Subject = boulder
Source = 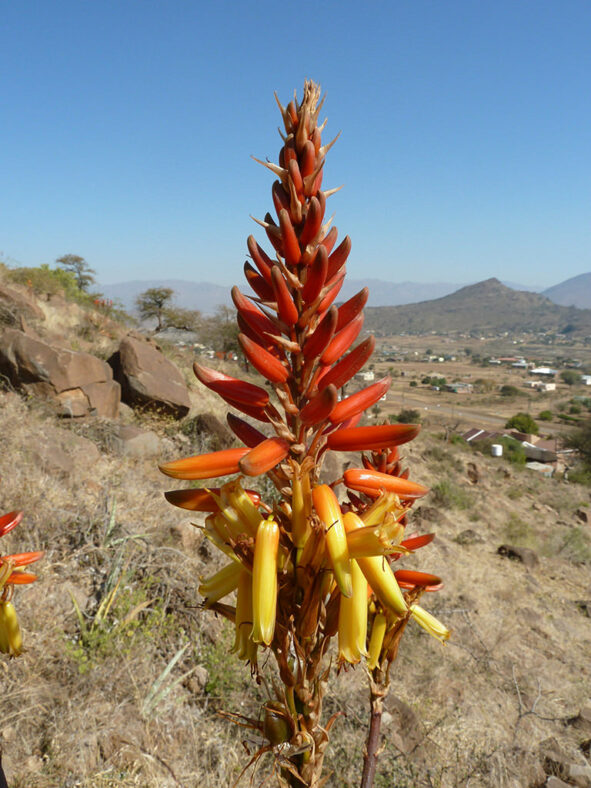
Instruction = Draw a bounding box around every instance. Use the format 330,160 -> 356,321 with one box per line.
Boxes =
0,328 -> 120,417
183,413 -> 234,451
497,544 -> 539,568
0,283 -> 45,324
109,334 -> 190,418
112,425 -> 162,458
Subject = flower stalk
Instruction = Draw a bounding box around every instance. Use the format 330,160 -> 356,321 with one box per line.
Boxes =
161,81 -> 449,786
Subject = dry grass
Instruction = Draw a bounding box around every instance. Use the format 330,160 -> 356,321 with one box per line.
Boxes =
1,290 -> 591,786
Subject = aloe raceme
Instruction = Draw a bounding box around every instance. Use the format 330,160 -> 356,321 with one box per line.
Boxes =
161,80 -> 449,787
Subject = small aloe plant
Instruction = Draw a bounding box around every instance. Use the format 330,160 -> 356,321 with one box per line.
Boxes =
161,81 -> 448,787
0,507 -> 43,786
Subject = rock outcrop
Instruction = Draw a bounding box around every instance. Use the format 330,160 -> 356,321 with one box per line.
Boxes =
108,333 -> 190,419
0,328 -> 120,417
0,283 -> 45,325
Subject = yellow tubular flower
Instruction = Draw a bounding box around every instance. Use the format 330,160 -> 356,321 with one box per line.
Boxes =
346,517 -> 407,558
343,512 -> 407,616
252,517 -> 279,646
202,514 -> 238,559
312,485 -> 353,598
209,490 -> 249,540
198,560 -> 243,607
367,612 -> 387,670
233,569 -> 255,660
410,604 -> 450,643
361,492 -> 405,527
291,473 -> 311,552
227,481 -> 262,536
338,559 -> 368,664
0,600 -> 23,657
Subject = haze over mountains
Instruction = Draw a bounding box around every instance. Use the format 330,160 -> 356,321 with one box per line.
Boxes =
100,276 -> 566,315
99,272 -> 591,333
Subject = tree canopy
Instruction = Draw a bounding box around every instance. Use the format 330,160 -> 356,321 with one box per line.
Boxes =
136,287 -> 175,331
56,254 -> 96,292
505,412 -> 539,435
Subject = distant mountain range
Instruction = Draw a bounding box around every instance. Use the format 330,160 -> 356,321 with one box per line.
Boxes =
363,278 -> 591,336
99,272 -> 591,336
541,273 -> 591,309
100,276 -> 554,315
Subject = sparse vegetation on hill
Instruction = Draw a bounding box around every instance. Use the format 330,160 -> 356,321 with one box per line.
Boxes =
364,278 -> 591,336
0,257 -> 590,786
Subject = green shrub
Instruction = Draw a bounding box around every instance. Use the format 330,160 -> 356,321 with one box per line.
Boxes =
538,410 -> 553,421
431,479 -> 472,510
499,436 -> 527,465
500,385 -> 519,397
390,408 -> 421,424
561,370 -> 581,386
505,412 -> 539,435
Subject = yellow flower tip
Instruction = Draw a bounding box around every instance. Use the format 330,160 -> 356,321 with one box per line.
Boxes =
338,560 -> 368,664
410,604 -> 450,644
367,612 -> 387,670
252,517 -> 279,646
343,512 -> 407,616
198,561 -> 242,607
0,600 -> 23,657
312,484 -> 353,598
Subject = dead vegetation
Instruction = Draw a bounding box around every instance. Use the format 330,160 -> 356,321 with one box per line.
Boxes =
0,278 -> 590,785
0,384 -> 590,787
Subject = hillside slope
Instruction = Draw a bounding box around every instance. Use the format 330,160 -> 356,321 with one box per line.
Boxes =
1,281 -> 590,786
543,272 -> 591,309
364,277 -> 591,335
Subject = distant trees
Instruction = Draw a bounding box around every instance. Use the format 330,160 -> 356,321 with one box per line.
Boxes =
505,412 -> 539,435
200,305 -> 240,354
560,370 -> 581,386
136,287 -> 175,331
565,418 -> 591,469
56,254 -> 96,292
135,287 -> 202,333
500,384 -> 520,397
391,408 -> 421,424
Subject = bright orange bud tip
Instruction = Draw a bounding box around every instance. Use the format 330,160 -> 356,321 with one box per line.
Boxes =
239,437 -> 290,477
394,570 -> 442,589
238,334 -> 289,383
327,423 -> 420,452
0,511 -> 23,538
159,448 -> 249,480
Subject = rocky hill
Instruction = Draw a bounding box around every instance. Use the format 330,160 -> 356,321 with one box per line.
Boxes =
364,277 -> 591,335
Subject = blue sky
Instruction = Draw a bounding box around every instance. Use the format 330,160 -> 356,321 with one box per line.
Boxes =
2,0 -> 590,289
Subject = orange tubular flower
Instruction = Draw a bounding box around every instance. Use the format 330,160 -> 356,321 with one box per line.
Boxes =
238,334 -> 289,384
329,376 -> 391,424
344,468 -> 429,499
159,447 -> 249,480
160,81 -> 448,786
335,287 -> 369,332
327,424 -> 420,452
239,437 -> 291,477
0,507 -> 43,657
